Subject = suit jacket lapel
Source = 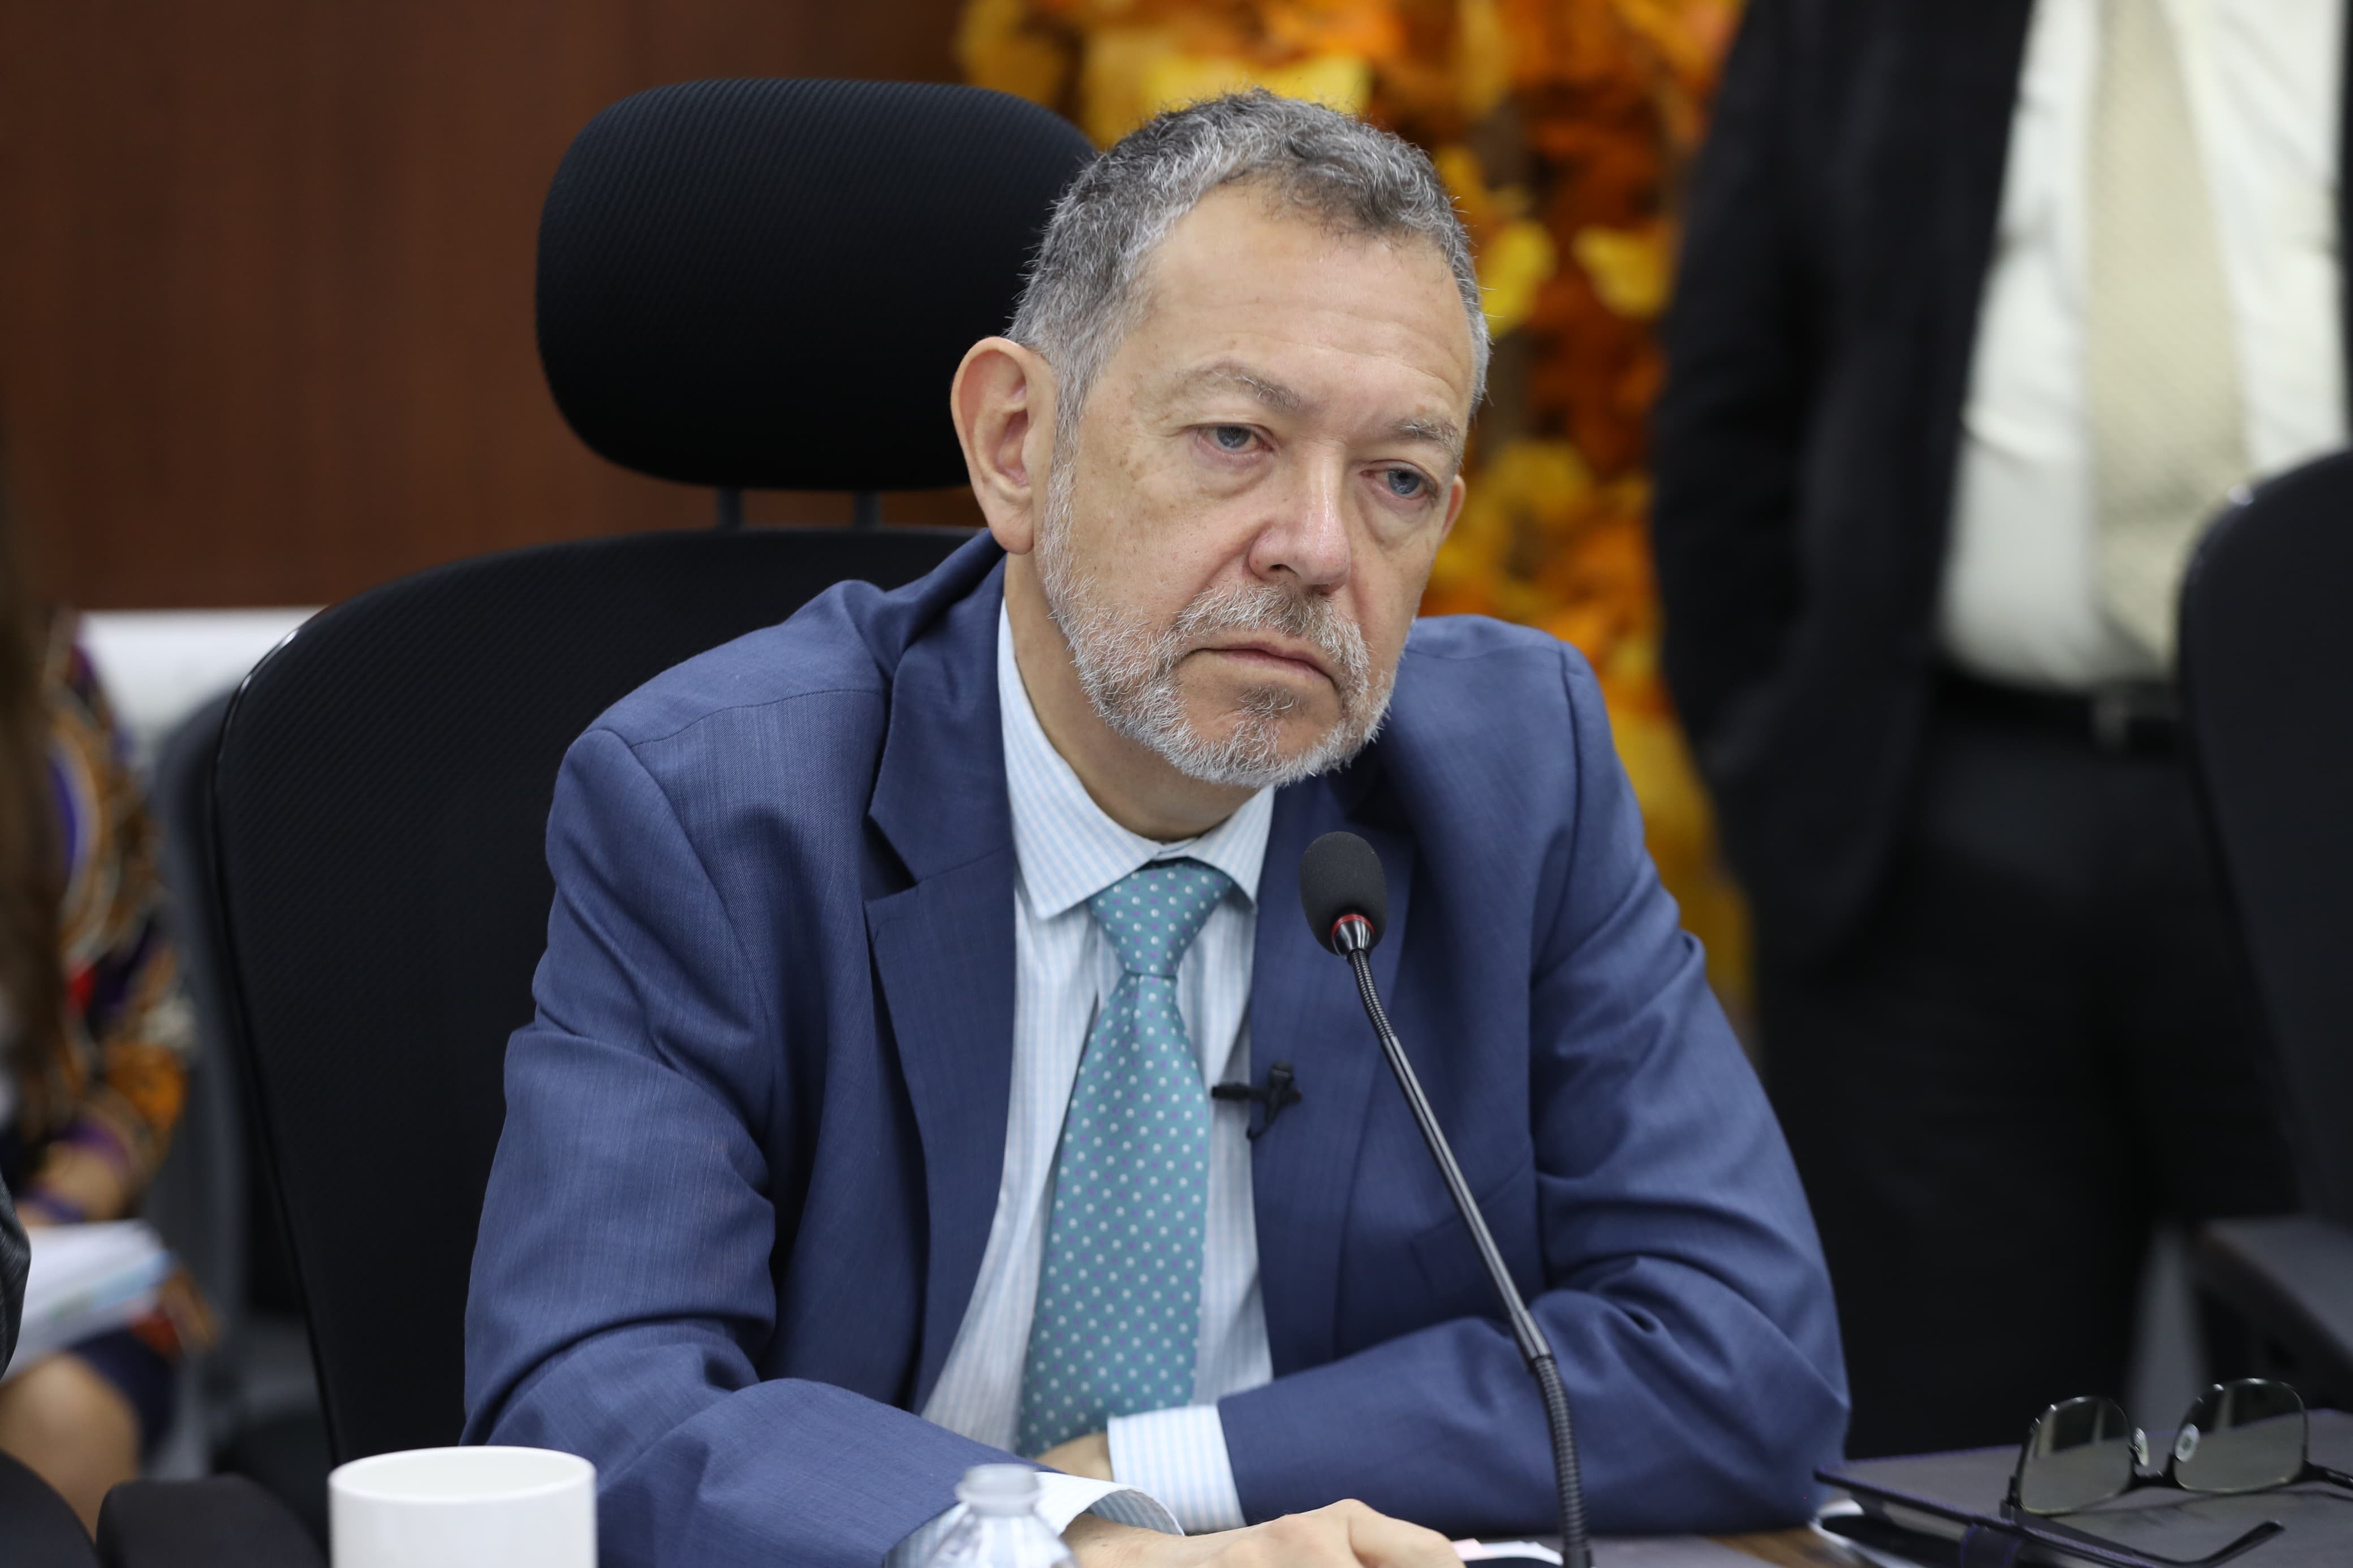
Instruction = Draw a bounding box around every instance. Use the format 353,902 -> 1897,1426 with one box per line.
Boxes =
1246,766 -> 1412,1377
2338,0 -> 2352,408
1934,0 -> 2034,233
1873,0 -> 2036,569
865,560 -> 1019,1408
1930,0 -> 2037,438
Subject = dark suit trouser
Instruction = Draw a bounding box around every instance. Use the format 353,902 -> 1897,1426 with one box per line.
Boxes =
1760,691 -> 2302,1459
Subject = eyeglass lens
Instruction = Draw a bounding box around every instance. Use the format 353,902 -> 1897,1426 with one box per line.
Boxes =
2018,1396 -> 2141,1514
2171,1379 -> 2308,1494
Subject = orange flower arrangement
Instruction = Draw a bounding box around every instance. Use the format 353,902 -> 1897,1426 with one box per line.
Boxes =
960,0 -> 1753,1017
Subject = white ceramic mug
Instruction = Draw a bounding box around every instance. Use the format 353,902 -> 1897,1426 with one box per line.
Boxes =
329,1445 -> 595,1568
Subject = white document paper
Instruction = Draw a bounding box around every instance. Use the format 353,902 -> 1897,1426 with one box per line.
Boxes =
4,1220 -> 173,1378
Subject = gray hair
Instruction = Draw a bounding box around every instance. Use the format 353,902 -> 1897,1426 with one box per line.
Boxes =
1009,90 -> 1489,443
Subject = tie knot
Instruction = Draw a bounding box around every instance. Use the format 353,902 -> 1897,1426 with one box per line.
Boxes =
1088,858 -> 1232,978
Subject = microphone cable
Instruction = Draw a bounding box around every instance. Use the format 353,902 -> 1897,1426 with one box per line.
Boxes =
1304,830 -> 1591,1568
1341,937 -> 1591,1568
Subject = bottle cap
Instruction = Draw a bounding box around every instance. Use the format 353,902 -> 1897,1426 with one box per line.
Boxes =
956,1464 -> 1043,1514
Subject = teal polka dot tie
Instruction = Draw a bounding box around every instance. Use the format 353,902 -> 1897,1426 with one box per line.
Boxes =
1015,858 -> 1232,1456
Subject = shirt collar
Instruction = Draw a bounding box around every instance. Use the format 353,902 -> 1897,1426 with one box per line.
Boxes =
998,602 -> 1272,922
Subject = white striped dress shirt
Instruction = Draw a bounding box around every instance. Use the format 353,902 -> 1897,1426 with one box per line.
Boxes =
886,606 -> 1275,1563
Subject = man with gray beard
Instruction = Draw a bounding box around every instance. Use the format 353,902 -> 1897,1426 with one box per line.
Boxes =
465,91 -> 1845,1568
1038,514 -> 1382,787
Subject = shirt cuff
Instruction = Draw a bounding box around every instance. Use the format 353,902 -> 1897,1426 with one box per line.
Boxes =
1107,1406 -> 1247,1535
883,1473 -> 1180,1567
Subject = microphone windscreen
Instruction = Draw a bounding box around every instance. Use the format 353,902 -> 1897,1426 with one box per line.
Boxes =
1299,831 -> 1388,953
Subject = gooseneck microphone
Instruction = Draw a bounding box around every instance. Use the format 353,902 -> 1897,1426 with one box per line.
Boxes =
1299,831 -> 1592,1568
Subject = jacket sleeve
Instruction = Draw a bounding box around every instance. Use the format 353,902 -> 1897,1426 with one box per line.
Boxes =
1217,649 -> 1849,1536
1649,0 -> 1814,757
464,726 -> 1012,1568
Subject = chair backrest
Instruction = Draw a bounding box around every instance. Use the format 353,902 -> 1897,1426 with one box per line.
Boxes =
210,528 -> 969,1459
148,696 -> 251,1384
2179,448 -> 2353,1224
206,77 -> 1092,1459
537,78 -> 1092,492
156,689 -> 321,1463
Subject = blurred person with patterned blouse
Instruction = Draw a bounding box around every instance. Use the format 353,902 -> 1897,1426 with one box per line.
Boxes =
0,496 -> 200,1530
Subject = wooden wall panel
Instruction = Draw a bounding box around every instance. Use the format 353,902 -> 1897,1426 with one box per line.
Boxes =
0,0 -> 985,610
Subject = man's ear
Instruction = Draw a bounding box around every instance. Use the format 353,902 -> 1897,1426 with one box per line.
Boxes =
951,337 -> 1058,555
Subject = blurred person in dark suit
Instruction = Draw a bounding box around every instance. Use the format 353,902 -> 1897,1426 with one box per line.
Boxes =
1652,0 -> 2323,1457
0,469 -> 202,1527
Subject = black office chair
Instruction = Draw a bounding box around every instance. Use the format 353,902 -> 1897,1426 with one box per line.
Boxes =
200,79 -> 1092,1465
152,692 -> 333,1540
0,1450 -> 100,1568
2179,448 -> 2353,1408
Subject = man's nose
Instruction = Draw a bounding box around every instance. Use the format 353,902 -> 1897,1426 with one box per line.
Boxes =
1250,455 -> 1352,590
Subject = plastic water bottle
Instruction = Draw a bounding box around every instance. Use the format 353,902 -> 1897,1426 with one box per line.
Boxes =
923,1465 -> 1078,1568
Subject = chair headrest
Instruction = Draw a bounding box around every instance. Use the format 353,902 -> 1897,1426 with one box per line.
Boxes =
536,79 -> 1094,493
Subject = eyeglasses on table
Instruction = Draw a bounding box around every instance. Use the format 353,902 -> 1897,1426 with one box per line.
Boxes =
1998,1378 -> 2353,1567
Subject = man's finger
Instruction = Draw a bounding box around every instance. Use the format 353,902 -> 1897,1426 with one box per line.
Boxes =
1331,1500 -> 1462,1568
1235,1511 -> 1371,1568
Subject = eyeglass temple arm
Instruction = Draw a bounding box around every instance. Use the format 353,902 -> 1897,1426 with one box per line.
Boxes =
2010,1511 -> 2284,1568
2308,1462 -> 2353,1491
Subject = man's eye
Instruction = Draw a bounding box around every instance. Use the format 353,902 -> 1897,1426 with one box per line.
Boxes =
1209,426 -> 1255,452
1384,468 -> 1427,499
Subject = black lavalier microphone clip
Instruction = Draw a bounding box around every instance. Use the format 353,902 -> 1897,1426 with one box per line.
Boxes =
1298,831 -> 1593,1568
1210,1061 -> 1303,1138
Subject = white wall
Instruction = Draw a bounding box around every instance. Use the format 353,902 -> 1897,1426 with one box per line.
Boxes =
77,610 -> 318,770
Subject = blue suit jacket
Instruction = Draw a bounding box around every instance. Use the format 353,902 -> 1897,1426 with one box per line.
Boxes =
464,535 -> 1847,1568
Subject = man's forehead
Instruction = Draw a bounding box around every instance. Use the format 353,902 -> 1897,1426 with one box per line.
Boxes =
1127,191 -> 1479,407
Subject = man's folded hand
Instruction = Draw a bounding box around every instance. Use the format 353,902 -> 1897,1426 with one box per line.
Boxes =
1037,1432 -> 1114,1481
1064,1501 -> 1459,1568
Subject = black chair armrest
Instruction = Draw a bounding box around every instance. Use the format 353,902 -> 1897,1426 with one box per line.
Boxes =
96,1476 -> 324,1568
2193,1214 -> 2353,1407
0,1449 -> 99,1567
